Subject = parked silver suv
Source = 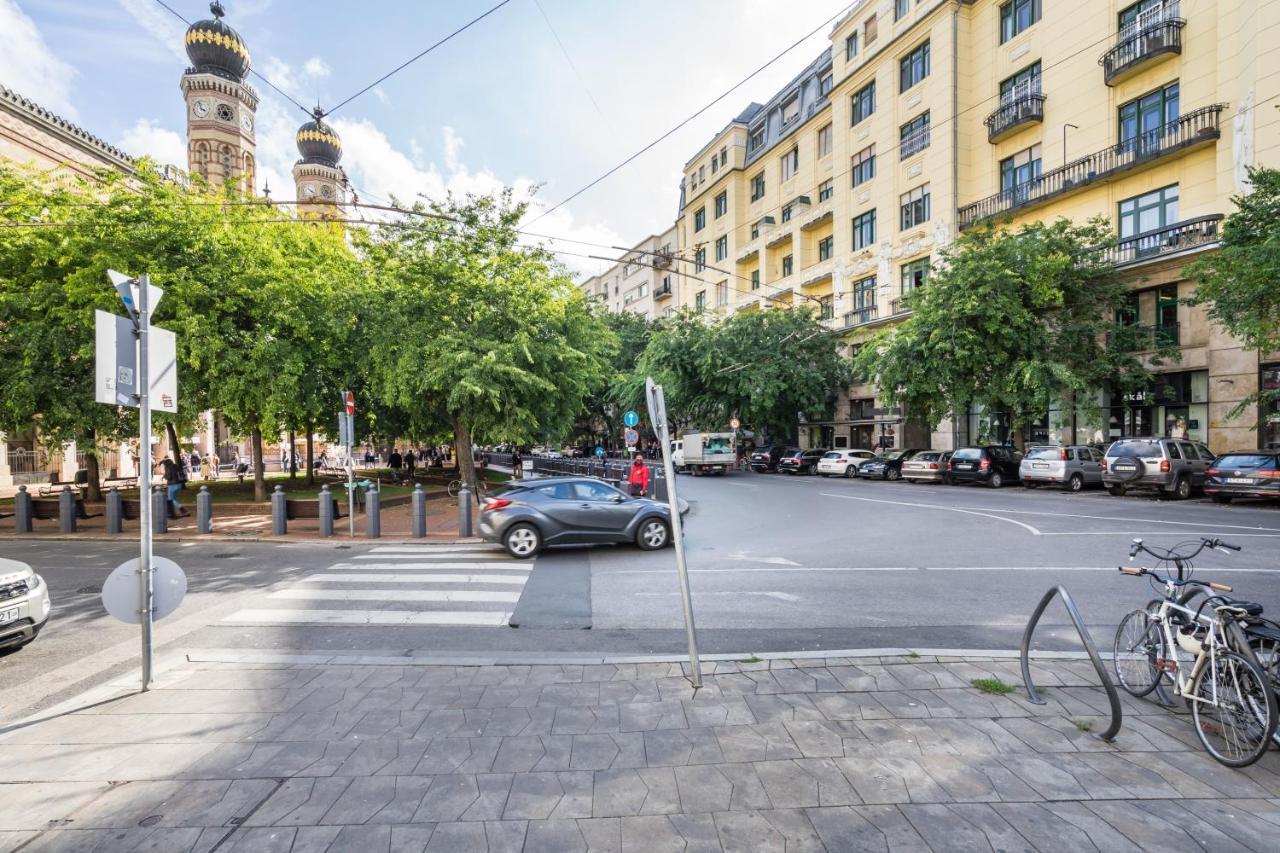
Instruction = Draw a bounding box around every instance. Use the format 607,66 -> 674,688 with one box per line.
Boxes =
1020,445 -> 1104,492
1102,437 -> 1215,500
0,558 -> 51,651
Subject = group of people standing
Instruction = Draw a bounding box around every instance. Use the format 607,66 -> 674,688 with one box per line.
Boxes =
387,446 -> 450,480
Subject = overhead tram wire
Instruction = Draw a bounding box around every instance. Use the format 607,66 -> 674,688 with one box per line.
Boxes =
525,1 -> 860,227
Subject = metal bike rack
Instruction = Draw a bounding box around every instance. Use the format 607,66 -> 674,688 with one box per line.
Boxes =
1019,584 -> 1123,743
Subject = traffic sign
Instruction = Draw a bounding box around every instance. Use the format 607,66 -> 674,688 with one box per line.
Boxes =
729,417 -> 741,430
342,390 -> 356,415
102,556 -> 187,624
594,445 -> 606,458
95,310 -> 177,413
623,410 -> 639,428
624,428 -> 639,446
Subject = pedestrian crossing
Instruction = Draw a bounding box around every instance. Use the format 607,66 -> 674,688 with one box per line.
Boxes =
222,543 -> 531,628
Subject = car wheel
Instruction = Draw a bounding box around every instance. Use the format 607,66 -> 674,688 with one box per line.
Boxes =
503,523 -> 542,559
887,467 -> 901,481
844,465 -> 855,478
1211,494 -> 1233,504
989,472 -> 1003,489
1066,473 -> 1084,493
636,517 -> 670,550
1171,476 -> 1191,501
1108,484 -> 1127,497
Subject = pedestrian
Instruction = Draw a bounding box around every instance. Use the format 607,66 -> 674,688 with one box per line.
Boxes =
628,454 -> 650,497
511,447 -> 522,479
388,447 -> 403,481
189,449 -> 202,481
158,455 -> 189,518
404,447 -> 417,478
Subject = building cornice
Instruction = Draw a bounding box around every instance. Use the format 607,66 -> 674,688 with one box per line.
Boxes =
0,85 -> 135,172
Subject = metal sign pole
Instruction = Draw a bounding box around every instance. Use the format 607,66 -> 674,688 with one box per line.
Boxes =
646,379 -> 701,687
137,274 -> 155,691
347,414 -> 356,539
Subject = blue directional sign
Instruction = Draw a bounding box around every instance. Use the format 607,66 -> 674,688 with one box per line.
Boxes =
623,410 -> 639,428
624,428 -> 639,446
595,445 -> 606,458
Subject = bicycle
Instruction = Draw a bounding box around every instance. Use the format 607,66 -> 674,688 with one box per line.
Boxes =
1113,537 -> 1277,766
447,477 -> 489,500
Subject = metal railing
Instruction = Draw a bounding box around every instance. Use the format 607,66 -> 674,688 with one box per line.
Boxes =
985,92 -> 1045,142
959,104 -> 1224,229
1101,214 -> 1222,267
899,126 -> 930,160
1109,322 -> 1180,351
889,296 -> 914,316
6,448 -> 43,475
846,305 -> 878,326
1020,584 -> 1122,742
653,281 -> 673,299
1102,17 -> 1184,84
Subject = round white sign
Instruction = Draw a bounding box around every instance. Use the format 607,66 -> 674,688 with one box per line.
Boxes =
102,556 -> 187,624
729,418 -> 741,429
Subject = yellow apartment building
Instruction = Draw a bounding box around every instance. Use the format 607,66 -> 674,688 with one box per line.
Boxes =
579,227 -> 679,320
673,0 -> 1279,453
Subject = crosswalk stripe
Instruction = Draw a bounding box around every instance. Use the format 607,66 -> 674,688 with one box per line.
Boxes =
329,561 -> 533,572
353,554 -> 513,562
223,609 -> 512,626
306,573 -> 528,585
366,545 -> 502,555
268,589 -> 521,603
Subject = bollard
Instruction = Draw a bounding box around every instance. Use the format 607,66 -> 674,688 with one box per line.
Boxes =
318,484 -> 334,538
13,485 -> 32,533
106,487 -> 123,534
366,482 -> 381,538
412,482 -> 426,538
271,484 -> 287,536
152,489 -> 168,534
197,486 -> 213,534
59,485 -> 77,533
457,484 -> 473,538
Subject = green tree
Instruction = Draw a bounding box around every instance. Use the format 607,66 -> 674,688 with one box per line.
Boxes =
854,218 -> 1164,443
1185,165 -> 1280,419
574,311 -> 657,448
361,190 -> 614,495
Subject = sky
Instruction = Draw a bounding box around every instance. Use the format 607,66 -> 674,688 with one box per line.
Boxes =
2,0 -> 853,278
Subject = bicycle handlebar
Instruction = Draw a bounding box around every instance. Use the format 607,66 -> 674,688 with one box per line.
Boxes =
1117,565 -> 1232,593
1127,536 -> 1241,562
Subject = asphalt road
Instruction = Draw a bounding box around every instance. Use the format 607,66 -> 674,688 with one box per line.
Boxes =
4,471 -> 1279,719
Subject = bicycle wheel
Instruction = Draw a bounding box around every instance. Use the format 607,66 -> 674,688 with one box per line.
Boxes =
1189,650 -> 1278,767
1113,609 -> 1163,697
1247,632 -> 1280,745
447,479 -> 461,499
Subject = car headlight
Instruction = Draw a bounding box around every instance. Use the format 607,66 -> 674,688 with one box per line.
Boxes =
26,573 -> 41,592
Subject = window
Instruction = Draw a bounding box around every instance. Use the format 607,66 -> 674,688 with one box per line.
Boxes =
851,82 -> 876,125
1000,0 -> 1040,43
895,0 -> 910,21
1000,62 -> 1042,103
865,13 -> 878,44
694,247 -> 706,272
715,191 -> 728,218
818,179 -> 833,202
1120,82 -> 1179,151
781,204 -> 793,223
900,41 -> 930,92
750,269 -> 760,290
751,172 -> 766,201
748,123 -> 766,153
717,281 -> 728,306
751,223 -> 761,240
851,145 -> 876,186
899,112 -> 930,159
853,276 -> 877,311
901,257 -> 930,293
782,255 -> 794,277
999,144 -> 1042,193
1119,184 -> 1179,238
852,209 -> 877,250
695,290 -> 706,312
698,165 -> 705,182
899,185 -> 930,229
715,235 -> 728,261
719,147 -> 728,168
781,147 -> 799,181
711,157 -> 718,175
694,207 -> 706,231
845,31 -> 859,61
818,235 -> 834,260
818,296 -> 834,321
818,123 -> 833,158
820,73 -> 833,96
782,96 -> 800,126
1120,0 -> 1173,35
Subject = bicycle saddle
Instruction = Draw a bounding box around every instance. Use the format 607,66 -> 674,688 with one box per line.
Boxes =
1217,597 -> 1264,616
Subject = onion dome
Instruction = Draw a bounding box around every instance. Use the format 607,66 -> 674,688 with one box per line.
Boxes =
184,2 -> 251,82
296,109 -> 342,167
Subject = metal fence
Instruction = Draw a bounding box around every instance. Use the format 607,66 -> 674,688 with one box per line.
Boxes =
6,448 -> 44,475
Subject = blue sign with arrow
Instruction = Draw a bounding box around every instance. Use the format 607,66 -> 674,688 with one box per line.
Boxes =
623,410 -> 639,428
595,445 -> 606,458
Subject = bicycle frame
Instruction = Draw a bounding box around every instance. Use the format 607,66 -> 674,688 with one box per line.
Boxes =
1146,588 -> 1224,706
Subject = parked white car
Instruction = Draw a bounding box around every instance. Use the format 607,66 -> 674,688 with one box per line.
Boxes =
0,558 -> 50,652
816,449 -> 877,478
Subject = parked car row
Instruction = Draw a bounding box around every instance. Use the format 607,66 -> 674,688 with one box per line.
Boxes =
748,439 -> 1280,503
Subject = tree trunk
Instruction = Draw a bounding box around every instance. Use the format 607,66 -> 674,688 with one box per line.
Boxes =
251,428 -> 266,502
449,412 -> 479,502
83,429 -> 102,503
305,424 -> 315,487
288,429 -> 296,480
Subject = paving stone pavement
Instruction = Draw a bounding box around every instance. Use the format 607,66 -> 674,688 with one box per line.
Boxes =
1,653 -> 1277,851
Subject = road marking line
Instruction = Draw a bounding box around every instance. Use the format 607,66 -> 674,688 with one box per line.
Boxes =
268,589 -> 521,603
307,573 -> 528,585
222,609 -> 513,626
353,555 -> 516,563
332,562 -> 533,571
610,566 -> 1280,574
637,591 -> 801,601
1036,531 -> 1280,537
367,545 -> 502,554
820,492 -> 1043,535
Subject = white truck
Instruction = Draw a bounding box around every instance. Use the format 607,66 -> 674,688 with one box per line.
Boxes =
672,431 -> 736,475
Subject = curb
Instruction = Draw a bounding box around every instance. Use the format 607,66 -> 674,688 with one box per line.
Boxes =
0,534 -> 488,545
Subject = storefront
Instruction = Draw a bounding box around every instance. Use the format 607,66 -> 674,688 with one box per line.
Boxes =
1107,370 -> 1209,444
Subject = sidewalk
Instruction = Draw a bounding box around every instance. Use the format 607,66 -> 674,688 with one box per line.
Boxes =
2,650 -> 1276,851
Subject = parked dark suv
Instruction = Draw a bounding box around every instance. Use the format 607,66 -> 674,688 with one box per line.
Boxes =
778,448 -> 828,475
1102,437 -> 1214,499
858,448 -> 927,481
1204,450 -> 1280,504
948,446 -> 1024,488
749,445 -> 788,473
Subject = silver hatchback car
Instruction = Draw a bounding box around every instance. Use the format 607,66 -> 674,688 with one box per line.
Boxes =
1020,445 -> 1104,492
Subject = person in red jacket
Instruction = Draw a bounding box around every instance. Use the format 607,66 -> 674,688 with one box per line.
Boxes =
628,455 -> 651,497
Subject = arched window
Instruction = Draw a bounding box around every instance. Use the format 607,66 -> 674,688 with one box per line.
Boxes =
194,142 -> 209,177
243,153 -> 254,193
220,145 -> 232,175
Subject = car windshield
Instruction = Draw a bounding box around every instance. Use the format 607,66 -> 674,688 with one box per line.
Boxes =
1108,439 -> 1162,458
914,452 -> 939,462
952,448 -> 982,460
1215,454 -> 1275,469
707,437 -> 731,451
783,448 -> 801,456
822,452 -> 842,460
1025,448 -> 1061,460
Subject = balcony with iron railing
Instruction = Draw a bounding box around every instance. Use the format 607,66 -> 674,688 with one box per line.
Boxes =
653,280 -> 673,300
1109,322 -> 1181,351
985,90 -> 1045,143
650,250 -> 674,269
1101,214 -> 1223,268
889,295 -> 915,316
958,103 -> 1224,230
1101,3 -> 1184,85
845,305 -> 879,327
899,126 -> 930,160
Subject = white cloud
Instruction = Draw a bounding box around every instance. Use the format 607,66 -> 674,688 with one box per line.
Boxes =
0,0 -> 79,118
302,56 -> 330,78
118,118 -> 186,167
117,0 -> 188,64
442,126 -> 464,173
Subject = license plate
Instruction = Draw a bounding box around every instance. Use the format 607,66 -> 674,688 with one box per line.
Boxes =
1032,462 -> 1049,469
1226,477 -> 1255,484
0,608 -> 18,625
956,463 -> 973,469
